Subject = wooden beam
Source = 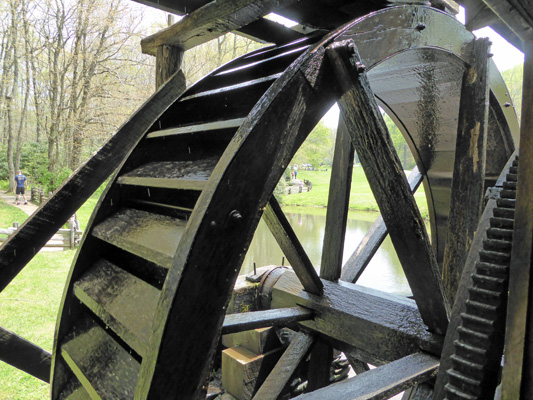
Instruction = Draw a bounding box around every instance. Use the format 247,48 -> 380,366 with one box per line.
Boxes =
269,270 -> 444,363
481,0 -> 533,42
0,326 -> 51,382
320,115 -> 354,281
264,197 -> 323,295
0,71 -> 187,293
501,39 -> 533,400
341,167 -> 423,284
442,38 -> 491,303
156,45 -> 184,89
293,352 -> 439,400
221,307 -> 313,335
141,0 -> 298,56
346,355 -> 370,375
307,340 -> 333,391
327,41 -> 450,335
252,331 -> 314,400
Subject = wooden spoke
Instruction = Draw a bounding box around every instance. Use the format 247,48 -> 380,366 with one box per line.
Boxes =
221,307 -> 313,335
320,115 -> 355,281
341,167 -> 423,283
307,340 -> 333,391
327,41 -> 450,335
292,353 -> 439,400
252,331 -> 314,400
442,38 -> 491,303
264,197 -> 323,295
0,326 -> 51,382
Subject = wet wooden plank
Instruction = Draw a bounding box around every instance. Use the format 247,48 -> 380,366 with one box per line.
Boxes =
57,379 -> 91,400
0,70 -> 186,293
251,331 -> 314,400
307,340 -> 333,391
146,118 -> 245,139
222,306 -> 313,335
118,158 -> 218,191
341,167 -> 423,283
263,197 -> 323,295
293,352 -> 439,400
61,315 -> 140,400
91,208 -> 186,269
141,0 -> 298,55
328,41 -> 450,335
0,326 -> 51,382
320,115 -> 354,281
442,38 -> 491,303
271,271 -> 444,363
73,259 -> 161,357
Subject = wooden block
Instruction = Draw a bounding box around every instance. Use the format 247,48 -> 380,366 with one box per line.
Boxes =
222,346 -> 283,400
222,327 -> 281,354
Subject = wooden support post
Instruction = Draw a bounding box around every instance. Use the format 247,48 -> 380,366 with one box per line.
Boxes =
501,39 -> 533,400
221,307 -> 313,335
155,45 -> 184,90
341,167 -> 423,283
320,115 -> 354,281
264,197 -> 323,295
0,326 -> 51,382
442,38 -> 490,304
327,41 -> 450,335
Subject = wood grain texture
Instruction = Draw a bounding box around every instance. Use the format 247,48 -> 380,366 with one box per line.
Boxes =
251,331 -> 314,400
0,71 -> 186,293
264,197 -> 323,295
270,271 -> 444,363
341,167 -> 423,284
155,45 -> 183,89
141,0 -> 298,55
501,40 -> 533,400
327,41 -> 450,335
222,307 -> 313,335
293,352 -> 439,400
320,115 -> 354,281
442,38 -> 490,304
0,326 -> 51,382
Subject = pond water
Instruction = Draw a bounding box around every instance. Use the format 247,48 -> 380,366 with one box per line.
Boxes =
242,207 -> 417,297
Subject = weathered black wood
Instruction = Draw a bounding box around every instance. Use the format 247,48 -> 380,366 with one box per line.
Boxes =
251,331 -> 314,400
60,315 -> 140,399
401,382 -> 434,400
136,37 -> 340,399
501,40 -> 533,400
293,352 -> 439,400
155,45 -> 184,89
57,379 -> 91,400
0,71 -> 186,293
263,197 -> 323,295
118,158 -> 218,191
141,0 -> 298,55
346,354 -> 370,375
307,339 -> 333,391
269,270 -> 443,363
442,38 -> 491,304
479,0 -> 533,43
146,118 -> 245,138
221,307 -> 313,335
91,208 -> 186,269
320,115 -> 354,281
73,259 -> 161,357
327,41 -> 450,335
341,167 -> 423,283
0,326 -> 51,382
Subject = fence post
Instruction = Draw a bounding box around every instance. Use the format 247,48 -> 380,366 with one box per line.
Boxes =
69,219 -> 75,250
12,222 -> 19,229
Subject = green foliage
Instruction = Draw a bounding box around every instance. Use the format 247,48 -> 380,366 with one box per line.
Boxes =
292,121 -> 333,169
501,63 -> 523,122
0,201 -> 29,227
383,114 -> 416,170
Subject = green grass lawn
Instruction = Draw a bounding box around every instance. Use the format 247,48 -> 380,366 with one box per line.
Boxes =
0,186 -> 105,400
281,166 -> 429,218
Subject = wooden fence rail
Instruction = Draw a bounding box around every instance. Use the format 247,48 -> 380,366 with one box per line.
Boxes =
0,222 -> 82,250
30,187 -> 51,205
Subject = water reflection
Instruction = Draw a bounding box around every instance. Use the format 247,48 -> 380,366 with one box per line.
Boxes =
242,208 -> 414,296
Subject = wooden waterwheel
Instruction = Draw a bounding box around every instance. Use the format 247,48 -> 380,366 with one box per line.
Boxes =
0,3 -> 524,400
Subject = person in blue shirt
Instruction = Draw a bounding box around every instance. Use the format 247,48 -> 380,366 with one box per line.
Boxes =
14,170 -> 28,205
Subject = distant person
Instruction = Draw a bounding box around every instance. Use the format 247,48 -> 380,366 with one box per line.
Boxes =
294,164 -> 298,179
14,170 -> 28,205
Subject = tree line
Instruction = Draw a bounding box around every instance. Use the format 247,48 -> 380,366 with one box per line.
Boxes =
0,0 -> 262,193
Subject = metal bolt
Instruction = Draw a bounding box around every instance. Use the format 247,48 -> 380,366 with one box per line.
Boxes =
504,102 -> 511,108
210,220 -> 217,228
230,210 -> 243,223
415,23 -> 426,31
356,62 -> 366,73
